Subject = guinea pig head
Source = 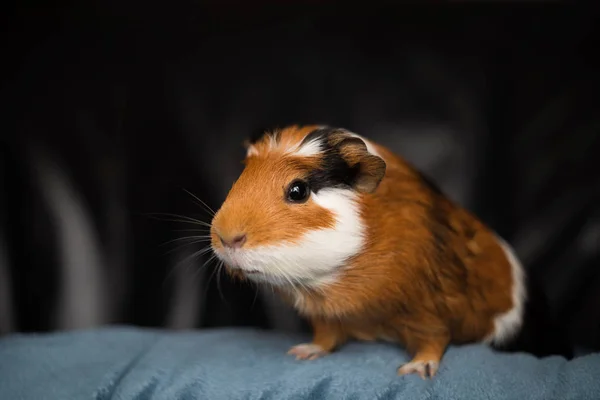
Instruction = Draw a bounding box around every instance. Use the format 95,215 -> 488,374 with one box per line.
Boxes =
210,126 -> 386,288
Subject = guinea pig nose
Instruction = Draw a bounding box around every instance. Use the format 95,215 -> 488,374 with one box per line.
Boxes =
220,234 -> 247,249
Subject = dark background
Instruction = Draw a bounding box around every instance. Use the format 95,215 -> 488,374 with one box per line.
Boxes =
1,2 -> 599,356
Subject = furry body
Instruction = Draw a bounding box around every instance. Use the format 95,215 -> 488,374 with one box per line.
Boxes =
210,125 -> 525,378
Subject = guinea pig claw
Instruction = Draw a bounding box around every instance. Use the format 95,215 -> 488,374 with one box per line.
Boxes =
398,360 -> 439,379
287,343 -> 328,360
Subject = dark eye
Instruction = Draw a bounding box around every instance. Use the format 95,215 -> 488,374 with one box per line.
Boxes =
286,180 -> 310,203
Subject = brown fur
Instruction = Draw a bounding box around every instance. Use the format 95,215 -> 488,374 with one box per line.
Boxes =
213,126 -> 516,378
211,154 -> 335,249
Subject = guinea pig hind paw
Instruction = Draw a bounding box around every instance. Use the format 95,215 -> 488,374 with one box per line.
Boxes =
287,343 -> 328,360
397,360 -> 439,379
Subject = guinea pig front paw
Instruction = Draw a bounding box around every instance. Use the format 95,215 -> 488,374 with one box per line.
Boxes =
398,359 -> 439,379
287,343 -> 329,360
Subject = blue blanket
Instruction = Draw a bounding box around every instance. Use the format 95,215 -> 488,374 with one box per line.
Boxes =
0,327 -> 598,399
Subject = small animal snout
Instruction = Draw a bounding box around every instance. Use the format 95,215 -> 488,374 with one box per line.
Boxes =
219,234 -> 247,249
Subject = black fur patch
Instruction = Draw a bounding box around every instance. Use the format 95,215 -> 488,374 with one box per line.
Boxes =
300,127 -> 332,149
301,127 -> 362,193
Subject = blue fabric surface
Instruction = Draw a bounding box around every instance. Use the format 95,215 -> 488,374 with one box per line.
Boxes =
0,327 -> 598,400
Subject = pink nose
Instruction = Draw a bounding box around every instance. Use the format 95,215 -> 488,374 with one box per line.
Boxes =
220,234 -> 247,249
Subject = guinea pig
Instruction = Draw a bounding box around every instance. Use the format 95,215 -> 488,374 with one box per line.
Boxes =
209,125 -> 527,378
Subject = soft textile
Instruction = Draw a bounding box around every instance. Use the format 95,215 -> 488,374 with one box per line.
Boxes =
0,327 -> 598,399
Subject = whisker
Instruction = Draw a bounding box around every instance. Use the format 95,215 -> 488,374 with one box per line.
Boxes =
173,228 -> 211,233
251,283 -> 260,309
182,187 -> 216,216
163,240 -> 213,257
296,277 -> 311,293
215,261 -> 227,304
146,212 -> 212,227
168,246 -> 214,267
196,256 -> 226,309
280,259 -> 314,295
162,241 -> 220,293
272,263 -> 297,290
205,259 -> 218,288
160,235 -> 212,247
189,245 -> 214,259
204,256 -> 223,294
163,251 -> 198,289
289,271 -> 312,294
192,253 -> 218,283
278,260 -> 300,290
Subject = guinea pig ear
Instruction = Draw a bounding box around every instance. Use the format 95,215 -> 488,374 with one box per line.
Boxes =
336,136 -> 386,194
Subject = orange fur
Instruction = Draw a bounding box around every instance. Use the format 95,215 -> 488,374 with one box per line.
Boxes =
212,126 -> 516,378
211,154 -> 335,249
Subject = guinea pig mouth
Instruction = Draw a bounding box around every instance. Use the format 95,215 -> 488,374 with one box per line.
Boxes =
213,248 -> 263,276
232,264 -> 263,275
221,256 -> 261,275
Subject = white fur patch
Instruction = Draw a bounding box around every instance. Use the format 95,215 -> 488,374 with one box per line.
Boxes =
292,137 -> 323,157
484,235 -> 527,345
212,188 -> 364,289
246,145 -> 258,157
267,134 -> 278,150
286,125 -> 328,156
249,126 -> 383,161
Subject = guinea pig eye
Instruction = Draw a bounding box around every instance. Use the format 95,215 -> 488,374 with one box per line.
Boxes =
286,180 -> 310,203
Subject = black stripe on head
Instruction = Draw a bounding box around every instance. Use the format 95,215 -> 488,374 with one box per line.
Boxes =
299,127 -> 333,151
301,127 -> 362,193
